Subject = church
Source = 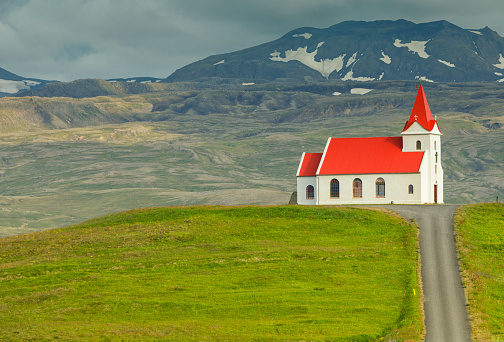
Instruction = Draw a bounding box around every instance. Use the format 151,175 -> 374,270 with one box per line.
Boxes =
296,85 -> 443,205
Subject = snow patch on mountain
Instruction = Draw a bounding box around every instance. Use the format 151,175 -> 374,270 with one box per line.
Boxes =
242,83 -> 255,86
293,33 -> 312,39
415,76 -> 435,83
214,60 -> 225,66
270,43 -> 346,79
469,30 -> 483,36
495,72 -> 503,76
351,88 -> 373,95
332,92 -> 342,96
493,54 -> 504,69
346,52 -> 358,67
23,80 -> 41,86
342,70 -> 375,81
380,51 -> 391,64
394,39 -> 430,59
0,79 -> 30,93
438,59 -> 456,67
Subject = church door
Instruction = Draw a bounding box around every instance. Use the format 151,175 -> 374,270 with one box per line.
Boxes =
434,185 -> 438,204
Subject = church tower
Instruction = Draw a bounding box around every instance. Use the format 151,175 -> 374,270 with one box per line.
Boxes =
401,85 -> 443,203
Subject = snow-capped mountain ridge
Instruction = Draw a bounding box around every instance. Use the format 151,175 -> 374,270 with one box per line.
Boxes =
165,19 -> 504,83
0,66 -> 52,96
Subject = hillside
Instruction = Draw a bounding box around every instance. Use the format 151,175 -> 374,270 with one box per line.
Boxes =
0,205 -> 423,341
15,78 -> 167,99
0,80 -> 504,235
165,20 -> 504,83
455,203 -> 504,341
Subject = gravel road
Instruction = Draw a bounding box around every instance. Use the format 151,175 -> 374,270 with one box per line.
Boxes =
384,205 -> 472,342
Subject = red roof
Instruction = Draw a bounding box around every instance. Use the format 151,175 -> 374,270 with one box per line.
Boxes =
317,136 -> 424,175
297,152 -> 323,176
402,85 -> 437,132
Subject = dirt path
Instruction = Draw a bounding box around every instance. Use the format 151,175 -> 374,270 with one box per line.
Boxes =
384,205 -> 471,342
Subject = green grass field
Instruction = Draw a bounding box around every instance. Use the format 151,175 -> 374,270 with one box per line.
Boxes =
0,206 -> 423,341
455,203 -> 504,342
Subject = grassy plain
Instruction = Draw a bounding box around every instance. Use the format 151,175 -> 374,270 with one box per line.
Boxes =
455,203 -> 504,341
0,205 -> 423,341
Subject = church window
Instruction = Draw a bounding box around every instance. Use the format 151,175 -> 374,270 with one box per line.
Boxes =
330,179 -> 339,198
353,178 -> 362,198
375,178 -> 385,198
434,141 -> 437,150
409,184 -> 414,194
435,152 -> 438,163
306,185 -> 314,200
435,165 -> 437,174
416,140 -> 422,150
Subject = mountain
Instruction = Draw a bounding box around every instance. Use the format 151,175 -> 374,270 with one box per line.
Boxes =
165,20 -> 504,83
0,66 -> 53,96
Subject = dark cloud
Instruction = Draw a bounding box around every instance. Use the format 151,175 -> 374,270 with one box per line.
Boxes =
0,0 -> 503,81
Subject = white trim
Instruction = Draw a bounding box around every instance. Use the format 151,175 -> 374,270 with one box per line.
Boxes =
296,152 -> 306,177
316,137 -> 332,175
401,121 -> 442,135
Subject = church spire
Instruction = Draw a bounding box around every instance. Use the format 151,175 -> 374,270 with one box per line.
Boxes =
402,85 -> 437,132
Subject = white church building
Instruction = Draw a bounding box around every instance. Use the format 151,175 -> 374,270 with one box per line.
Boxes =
296,85 -> 443,205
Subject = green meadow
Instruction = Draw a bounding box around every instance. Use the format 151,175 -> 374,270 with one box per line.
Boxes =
455,203 -> 504,342
0,206 -> 423,341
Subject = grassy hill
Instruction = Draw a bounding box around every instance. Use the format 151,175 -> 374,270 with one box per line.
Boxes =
0,205 -> 423,341
455,203 -> 504,342
0,80 -> 504,235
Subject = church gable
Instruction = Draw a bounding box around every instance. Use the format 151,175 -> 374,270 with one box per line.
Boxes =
296,152 -> 323,177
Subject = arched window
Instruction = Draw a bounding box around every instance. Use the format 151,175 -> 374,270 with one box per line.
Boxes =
306,185 -> 314,200
416,140 -> 422,150
408,184 -> 414,194
330,179 -> 339,198
353,178 -> 362,198
375,178 -> 385,198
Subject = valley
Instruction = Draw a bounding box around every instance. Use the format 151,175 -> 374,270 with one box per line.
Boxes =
0,80 -> 503,235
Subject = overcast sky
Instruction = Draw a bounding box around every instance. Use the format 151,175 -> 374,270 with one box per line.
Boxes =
1,0 -> 504,82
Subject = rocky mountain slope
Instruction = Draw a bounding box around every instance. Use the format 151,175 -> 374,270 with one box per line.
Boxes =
165,20 -> 504,83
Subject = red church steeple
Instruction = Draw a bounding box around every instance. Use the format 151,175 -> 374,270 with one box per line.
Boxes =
402,85 -> 437,132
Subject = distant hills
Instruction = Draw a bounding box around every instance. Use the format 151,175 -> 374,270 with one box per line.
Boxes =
165,20 -> 504,83
15,78 -> 163,98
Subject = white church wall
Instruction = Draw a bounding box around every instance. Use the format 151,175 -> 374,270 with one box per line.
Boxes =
297,176 -> 317,205
419,158 -> 430,203
316,173 -> 422,205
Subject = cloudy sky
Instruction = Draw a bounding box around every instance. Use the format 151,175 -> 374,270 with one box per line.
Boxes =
1,0 -> 504,82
